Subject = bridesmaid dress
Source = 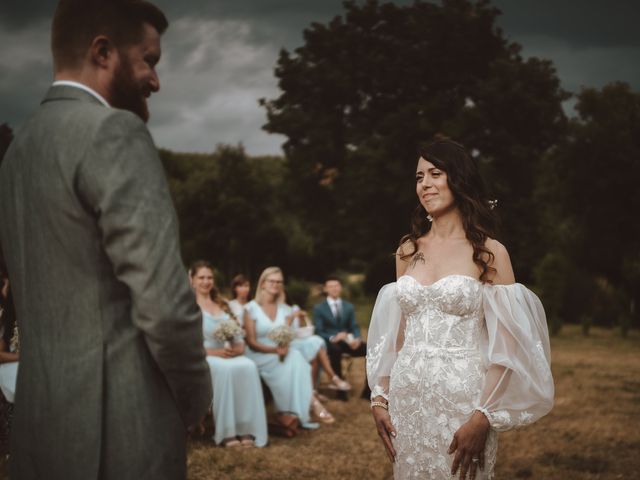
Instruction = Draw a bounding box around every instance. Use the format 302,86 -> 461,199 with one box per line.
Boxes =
227,299 -> 246,326
0,324 -> 18,403
202,310 -> 268,447
285,304 -> 327,362
244,301 -> 313,424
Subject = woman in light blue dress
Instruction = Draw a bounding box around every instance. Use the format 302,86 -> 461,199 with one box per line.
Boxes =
0,275 -> 18,404
285,303 -> 352,413
0,269 -> 18,453
243,267 -> 316,432
228,274 -> 251,327
190,261 -> 267,447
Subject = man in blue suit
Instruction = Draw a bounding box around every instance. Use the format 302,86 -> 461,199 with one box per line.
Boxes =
313,276 -> 371,399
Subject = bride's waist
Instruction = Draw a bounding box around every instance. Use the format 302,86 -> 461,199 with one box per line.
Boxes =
400,344 -> 481,358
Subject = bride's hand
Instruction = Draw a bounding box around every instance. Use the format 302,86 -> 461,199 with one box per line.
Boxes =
448,411 -> 490,479
371,399 -> 396,463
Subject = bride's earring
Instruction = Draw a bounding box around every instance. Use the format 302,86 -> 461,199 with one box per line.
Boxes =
426,213 -> 433,222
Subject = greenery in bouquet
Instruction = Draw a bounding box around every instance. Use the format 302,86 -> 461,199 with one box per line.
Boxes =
212,319 -> 244,344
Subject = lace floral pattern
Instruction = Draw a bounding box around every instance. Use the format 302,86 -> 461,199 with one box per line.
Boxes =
390,275 -> 497,479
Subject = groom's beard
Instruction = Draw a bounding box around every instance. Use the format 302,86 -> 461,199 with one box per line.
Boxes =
109,56 -> 150,123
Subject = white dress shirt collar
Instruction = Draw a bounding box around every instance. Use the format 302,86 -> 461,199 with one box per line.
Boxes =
52,80 -> 110,107
327,297 -> 341,316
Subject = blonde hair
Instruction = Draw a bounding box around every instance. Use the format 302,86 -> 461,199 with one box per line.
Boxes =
254,266 -> 286,305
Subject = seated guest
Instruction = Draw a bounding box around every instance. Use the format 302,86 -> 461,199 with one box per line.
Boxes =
0,261 -> 18,454
313,276 -> 371,399
0,267 -> 18,402
243,267 -> 315,433
285,298 -> 351,424
228,274 -> 251,326
190,261 -> 267,448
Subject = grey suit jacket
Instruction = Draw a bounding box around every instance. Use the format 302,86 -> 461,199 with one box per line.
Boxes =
0,86 -> 212,480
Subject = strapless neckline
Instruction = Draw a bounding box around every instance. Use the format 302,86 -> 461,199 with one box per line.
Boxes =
399,274 -> 482,289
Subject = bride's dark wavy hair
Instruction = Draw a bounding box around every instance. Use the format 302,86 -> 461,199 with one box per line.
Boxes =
398,138 -> 498,282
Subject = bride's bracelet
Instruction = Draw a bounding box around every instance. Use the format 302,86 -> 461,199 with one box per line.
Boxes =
371,401 -> 389,410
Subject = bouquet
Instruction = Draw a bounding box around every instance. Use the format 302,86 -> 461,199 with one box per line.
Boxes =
9,322 -> 19,354
212,320 -> 244,349
267,325 -> 294,362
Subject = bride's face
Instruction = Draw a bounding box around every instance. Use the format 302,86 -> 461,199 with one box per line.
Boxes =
191,267 -> 214,296
416,157 -> 455,217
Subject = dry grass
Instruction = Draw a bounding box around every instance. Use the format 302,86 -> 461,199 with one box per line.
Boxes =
187,324 -> 640,480
1,325 -> 638,479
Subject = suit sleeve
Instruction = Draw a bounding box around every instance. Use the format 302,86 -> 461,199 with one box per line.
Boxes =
312,305 -> 331,342
347,302 -> 362,338
75,110 -> 212,427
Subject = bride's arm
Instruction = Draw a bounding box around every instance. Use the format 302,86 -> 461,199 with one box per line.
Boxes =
369,247 -> 411,463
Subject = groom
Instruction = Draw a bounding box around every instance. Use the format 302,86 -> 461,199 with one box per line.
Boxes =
0,1 -> 212,479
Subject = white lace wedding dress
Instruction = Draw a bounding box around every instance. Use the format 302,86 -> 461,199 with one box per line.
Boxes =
367,274 -> 554,479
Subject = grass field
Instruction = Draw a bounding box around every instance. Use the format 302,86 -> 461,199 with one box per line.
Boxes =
186,324 -> 640,480
2,324 -> 638,479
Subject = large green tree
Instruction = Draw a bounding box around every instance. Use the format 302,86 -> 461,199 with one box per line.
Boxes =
160,146 -> 308,281
262,0 -> 567,288
536,82 -> 640,329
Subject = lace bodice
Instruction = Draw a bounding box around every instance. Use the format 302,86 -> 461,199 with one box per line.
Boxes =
397,274 -> 484,353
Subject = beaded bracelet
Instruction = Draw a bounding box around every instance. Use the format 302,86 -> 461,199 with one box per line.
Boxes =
370,401 -> 389,410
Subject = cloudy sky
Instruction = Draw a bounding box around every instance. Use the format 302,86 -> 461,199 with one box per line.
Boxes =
1,0 -> 639,155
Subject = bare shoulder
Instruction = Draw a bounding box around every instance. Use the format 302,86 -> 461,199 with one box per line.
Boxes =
396,239 -> 414,278
484,238 -> 515,285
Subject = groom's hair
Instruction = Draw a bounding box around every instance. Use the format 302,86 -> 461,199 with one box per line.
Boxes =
52,0 -> 168,71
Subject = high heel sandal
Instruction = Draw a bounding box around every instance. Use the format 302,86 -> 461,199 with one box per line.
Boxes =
330,375 -> 352,391
311,395 -> 335,424
268,413 -> 300,438
221,437 -> 241,448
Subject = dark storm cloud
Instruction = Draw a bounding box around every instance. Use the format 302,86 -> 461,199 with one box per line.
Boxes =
1,1 -> 639,154
492,0 -> 640,48
0,0 -> 54,29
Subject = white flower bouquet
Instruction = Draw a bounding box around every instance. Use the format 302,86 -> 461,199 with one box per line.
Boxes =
212,320 -> 244,348
268,325 -> 294,362
10,323 -> 19,353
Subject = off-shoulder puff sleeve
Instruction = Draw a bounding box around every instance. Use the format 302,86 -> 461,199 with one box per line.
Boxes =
476,283 -> 554,431
366,283 -> 404,401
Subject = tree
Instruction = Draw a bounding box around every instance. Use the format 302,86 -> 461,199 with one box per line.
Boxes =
160,145 -> 315,282
261,0 -> 567,288
538,82 -> 640,329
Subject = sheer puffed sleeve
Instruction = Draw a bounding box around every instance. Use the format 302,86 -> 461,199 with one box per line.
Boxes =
366,283 -> 404,401
476,283 -> 554,431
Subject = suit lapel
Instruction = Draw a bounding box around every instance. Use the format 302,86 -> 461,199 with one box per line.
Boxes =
323,299 -> 335,324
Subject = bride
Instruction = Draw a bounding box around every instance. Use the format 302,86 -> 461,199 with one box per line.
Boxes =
367,139 -> 554,479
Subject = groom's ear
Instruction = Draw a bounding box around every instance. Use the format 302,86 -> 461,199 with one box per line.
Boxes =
89,35 -> 118,69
